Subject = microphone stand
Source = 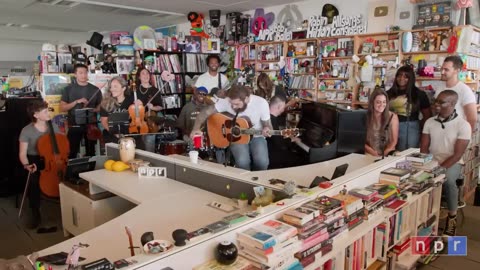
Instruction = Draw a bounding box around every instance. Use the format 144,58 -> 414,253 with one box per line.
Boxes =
376,113 -> 394,162
225,111 -> 239,167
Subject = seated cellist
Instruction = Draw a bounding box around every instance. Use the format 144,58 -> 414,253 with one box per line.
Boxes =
18,101 -> 60,229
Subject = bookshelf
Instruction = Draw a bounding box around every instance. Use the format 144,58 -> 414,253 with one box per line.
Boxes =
241,25 -> 479,110
142,50 -> 210,111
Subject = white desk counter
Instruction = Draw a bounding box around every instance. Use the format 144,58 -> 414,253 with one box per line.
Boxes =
242,153 -> 377,188
41,176 -> 247,265
79,169 -> 193,205
38,148 -> 407,268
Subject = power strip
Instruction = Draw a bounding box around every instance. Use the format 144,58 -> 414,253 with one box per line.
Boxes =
209,201 -> 236,212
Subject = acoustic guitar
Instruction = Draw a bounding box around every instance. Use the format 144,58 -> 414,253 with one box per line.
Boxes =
207,113 -> 301,148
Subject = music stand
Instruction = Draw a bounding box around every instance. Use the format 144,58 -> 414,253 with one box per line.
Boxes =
107,112 -> 130,137
73,108 -> 96,125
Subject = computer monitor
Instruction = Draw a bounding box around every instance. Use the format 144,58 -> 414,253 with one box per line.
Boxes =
309,163 -> 349,188
331,163 -> 349,180
64,158 -> 96,184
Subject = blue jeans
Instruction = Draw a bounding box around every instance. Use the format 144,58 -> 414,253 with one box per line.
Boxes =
397,121 -> 420,151
443,163 -> 462,212
229,137 -> 269,171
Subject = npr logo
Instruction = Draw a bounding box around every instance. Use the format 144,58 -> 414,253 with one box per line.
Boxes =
411,236 -> 467,256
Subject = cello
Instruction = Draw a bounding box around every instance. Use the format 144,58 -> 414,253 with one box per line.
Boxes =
128,79 -> 149,134
37,120 -> 69,198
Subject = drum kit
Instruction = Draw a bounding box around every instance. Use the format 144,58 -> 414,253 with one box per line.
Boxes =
156,131 -> 216,160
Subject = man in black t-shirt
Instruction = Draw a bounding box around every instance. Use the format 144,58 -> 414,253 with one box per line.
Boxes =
60,64 -> 102,158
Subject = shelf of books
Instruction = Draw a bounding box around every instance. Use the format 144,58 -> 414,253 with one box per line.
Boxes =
142,50 -> 209,110
239,25 -> 480,109
188,151 -> 445,270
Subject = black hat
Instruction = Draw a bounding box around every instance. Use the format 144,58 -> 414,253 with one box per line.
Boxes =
86,32 -> 103,50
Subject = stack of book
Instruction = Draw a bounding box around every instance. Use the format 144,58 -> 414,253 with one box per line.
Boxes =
282,196 -> 344,268
378,167 -> 411,186
406,152 -> 433,165
348,188 -> 383,220
237,220 -> 301,269
366,184 -> 398,206
332,193 -> 365,231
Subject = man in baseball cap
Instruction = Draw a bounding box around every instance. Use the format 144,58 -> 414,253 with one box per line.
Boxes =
176,86 -> 208,140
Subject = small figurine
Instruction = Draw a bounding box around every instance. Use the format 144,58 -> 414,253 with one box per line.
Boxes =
66,243 -> 89,270
339,185 -> 347,195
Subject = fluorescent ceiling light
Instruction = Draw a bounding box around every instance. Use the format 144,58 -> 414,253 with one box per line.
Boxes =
67,0 -> 185,16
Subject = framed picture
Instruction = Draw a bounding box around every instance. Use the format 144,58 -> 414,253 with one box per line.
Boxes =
110,31 -> 130,45
116,58 -> 134,75
413,1 -> 453,29
361,42 -> 374,54
206,38 -> 220,54
42,73 -> 71,96
184,36 -> 201,53
116,45 -> 134,57
143,38 -> 156,50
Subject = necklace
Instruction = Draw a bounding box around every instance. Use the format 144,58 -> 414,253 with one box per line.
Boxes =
139,85 -> 150,95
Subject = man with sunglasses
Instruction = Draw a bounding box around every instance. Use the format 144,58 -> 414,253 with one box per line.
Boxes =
176,86 -> 208,140
420,90 -> 471,236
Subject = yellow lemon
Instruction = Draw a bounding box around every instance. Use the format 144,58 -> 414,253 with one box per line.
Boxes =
112,161 -> 130,172
104,160 -> 115,171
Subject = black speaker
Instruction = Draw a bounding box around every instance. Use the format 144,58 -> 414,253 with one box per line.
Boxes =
86,32 -> 103,50
209,10 -> 221,28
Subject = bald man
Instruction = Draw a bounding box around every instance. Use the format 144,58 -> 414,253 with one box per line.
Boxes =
420,90 -> 471,237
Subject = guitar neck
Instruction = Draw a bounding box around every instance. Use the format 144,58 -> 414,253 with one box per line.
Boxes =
241,129 -> 283,136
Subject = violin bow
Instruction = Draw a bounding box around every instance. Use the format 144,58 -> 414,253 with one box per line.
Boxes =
18,171 -> 32,218
145,76 -> 175,107
84,87 -> 103,108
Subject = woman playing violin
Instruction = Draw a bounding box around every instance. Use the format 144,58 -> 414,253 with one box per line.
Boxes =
135,68 -> 163,152
18,101 -> 60,229
135,68 -> 163,114
99,77 -> 145,149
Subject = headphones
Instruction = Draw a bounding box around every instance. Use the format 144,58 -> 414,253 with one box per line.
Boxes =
434,110 -> 458,129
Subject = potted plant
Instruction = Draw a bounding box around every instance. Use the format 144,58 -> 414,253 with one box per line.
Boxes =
238,192 -> 248,208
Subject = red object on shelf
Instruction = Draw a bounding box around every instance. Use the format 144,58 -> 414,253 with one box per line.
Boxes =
319,182 -> 333,188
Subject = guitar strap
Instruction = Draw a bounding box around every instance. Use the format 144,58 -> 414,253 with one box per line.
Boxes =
218,73 -> 222,89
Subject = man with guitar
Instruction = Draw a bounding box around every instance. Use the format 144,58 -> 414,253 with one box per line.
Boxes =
191,85 -> 272,171
195,54 -> 229,93
60,64 -> 102,158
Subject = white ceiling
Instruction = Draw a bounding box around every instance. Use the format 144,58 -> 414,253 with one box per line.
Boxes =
0,0 -> 304,44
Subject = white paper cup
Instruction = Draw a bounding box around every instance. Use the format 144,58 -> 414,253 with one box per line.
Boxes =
189,151 -> 199,164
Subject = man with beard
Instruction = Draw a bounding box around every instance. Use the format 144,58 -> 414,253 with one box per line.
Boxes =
195,54 -> 229,93
435,55 -> 477,132
190,85 -> 271,171
420,90 -> 471,236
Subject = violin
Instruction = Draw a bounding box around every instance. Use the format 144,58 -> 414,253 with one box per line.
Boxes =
37,120 -> 69,198
128,79 -> 148,134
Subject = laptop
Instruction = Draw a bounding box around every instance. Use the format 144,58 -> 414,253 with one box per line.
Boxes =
309,163 -> 349,188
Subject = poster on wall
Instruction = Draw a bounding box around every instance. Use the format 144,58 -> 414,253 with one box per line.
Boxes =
155,26 -> 177,37
41,73 -> 71,133
88,73 -> 116,95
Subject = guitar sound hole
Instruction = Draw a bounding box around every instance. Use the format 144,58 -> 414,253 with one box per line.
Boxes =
231,126 -> 241,137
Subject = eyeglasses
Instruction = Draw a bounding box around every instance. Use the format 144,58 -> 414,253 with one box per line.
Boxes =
197,92 -> 207,96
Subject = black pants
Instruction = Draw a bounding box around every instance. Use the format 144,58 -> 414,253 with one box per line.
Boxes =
26,155 -> 43,210
68,126 -> 96,158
